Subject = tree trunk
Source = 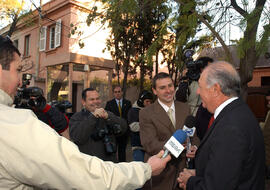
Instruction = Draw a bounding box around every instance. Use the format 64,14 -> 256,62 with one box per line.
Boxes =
7,15 -> 19,37
122,58 -> 129,98
155,50 -> 159,75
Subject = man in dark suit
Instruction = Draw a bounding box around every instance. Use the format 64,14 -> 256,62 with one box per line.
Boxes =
105,85 -> 132,162
178,61 -> 265,190
140,72 -> 200,190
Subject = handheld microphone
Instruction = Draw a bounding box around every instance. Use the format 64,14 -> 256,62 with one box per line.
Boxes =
182,116 -> 196,167
162,129 -> 187,158
182,115 -> 196,137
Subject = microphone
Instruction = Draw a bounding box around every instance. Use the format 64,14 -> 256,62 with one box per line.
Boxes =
162,129 -> 187,158
182,115 -> 196,137
182,116 -> 196,167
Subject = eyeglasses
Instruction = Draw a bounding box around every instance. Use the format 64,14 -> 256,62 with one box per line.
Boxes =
114,91 -> 121,93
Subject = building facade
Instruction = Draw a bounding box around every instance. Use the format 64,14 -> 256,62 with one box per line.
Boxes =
0,0 -> 114,112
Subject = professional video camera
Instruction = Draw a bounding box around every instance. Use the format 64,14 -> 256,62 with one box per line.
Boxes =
91,121 -> 122,154
50,100 -> 73,119
50,100 -> 72,113
183,49 -> 208,81
14,74 -> 46,109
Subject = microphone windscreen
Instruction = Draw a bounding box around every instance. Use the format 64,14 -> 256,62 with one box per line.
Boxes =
173,129 -> 187,143
184,115 -> 196,128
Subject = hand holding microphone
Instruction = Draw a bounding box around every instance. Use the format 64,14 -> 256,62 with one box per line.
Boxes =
147,150 -> 171,176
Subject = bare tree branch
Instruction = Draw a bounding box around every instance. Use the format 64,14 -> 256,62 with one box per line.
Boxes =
231,0 -> 248,17
197,13 -> 233,63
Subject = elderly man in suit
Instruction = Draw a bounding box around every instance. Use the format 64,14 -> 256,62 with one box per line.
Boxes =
105,85 -> 132,162
178,61 -> 265,190
140,72 -> 200,190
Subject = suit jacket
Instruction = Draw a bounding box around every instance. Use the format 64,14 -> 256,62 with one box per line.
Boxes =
263,110 -> 270,167
69,109 -> 127,162
187,98 -> 265,190
140,101 -> 200,190
105,98 -> 132,121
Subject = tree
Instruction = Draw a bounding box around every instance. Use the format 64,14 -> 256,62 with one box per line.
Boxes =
146,0 -> 211,85
179,0 -> 270,99
0,0 -> 27,37
87,0 -> 171,95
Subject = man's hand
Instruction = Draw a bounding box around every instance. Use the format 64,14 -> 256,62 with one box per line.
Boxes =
177,168 -> 195,189
186,145 -> 197,159
147,150 -> 171,176
93,108 -> 108,119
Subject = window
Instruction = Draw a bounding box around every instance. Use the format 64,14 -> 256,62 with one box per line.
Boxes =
55,19 -> 61,47
13,39 -> 18,49
262,76 -> 270,86
24,35 -> 30,57
40,26 -> 47,51
49,19 -> 61,49
49,26 -> 55,49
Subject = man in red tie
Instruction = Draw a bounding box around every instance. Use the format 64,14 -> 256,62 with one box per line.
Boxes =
178,61 -> 265,190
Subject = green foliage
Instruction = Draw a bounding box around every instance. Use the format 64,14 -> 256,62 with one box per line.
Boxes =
112,77 -> 152,90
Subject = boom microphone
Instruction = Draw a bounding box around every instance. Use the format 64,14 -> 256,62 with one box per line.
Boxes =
162,129 -> 187,158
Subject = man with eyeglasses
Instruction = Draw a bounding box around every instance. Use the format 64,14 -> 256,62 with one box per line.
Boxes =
0,35 -> 171,189
105,85 -> 132,162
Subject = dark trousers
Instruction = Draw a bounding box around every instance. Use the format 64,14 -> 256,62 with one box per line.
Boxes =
116,133 -> 128,162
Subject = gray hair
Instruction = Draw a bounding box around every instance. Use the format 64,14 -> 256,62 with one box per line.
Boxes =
205,61 -> 241,97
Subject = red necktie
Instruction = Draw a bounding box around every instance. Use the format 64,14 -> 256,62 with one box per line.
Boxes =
208,115 -> 214,129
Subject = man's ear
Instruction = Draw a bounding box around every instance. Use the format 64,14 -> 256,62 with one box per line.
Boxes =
81,99 -> 85,107
152,87 -> 157,96
212,83 -> 221,97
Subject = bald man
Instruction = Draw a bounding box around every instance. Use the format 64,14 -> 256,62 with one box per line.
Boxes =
178,61 -> 265,190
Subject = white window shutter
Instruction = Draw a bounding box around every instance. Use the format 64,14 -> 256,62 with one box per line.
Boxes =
39,26 -> 47,51
49,27 -> 52,49
55,19 -> 61,47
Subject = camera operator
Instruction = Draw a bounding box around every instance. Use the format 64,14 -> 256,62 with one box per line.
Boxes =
15,86 -> 70,140
30,87 -> 70,140
175,53 -> 213,116
176,54 -> 214,140
69,87 -> 127,162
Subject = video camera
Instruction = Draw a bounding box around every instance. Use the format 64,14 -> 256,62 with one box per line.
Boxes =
14,73 -> 45,109
183,49 -> 208,81
50,100 -> 72,113
91,120 -> 122,155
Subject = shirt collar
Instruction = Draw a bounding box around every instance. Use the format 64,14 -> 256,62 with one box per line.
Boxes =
214,97 -> 238,119
158,99 -> 175,112
0,89 -> 13,107
115,98 -> 122,104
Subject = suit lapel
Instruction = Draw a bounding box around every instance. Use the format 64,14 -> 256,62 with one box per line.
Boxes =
175,101 -> 186,129
196,98 -> 242,154
112,99 -> 120,116
122,99 -> 127,113
153,101 -> 175,133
